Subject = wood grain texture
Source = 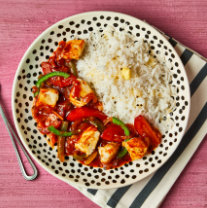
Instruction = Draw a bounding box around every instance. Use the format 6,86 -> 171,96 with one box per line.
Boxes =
0,0 -> 206,207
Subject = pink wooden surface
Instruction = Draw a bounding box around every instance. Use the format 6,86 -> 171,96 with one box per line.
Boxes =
0,0 -> 206,207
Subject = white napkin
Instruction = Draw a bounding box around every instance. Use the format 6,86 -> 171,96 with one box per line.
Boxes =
67,33 -> 207,208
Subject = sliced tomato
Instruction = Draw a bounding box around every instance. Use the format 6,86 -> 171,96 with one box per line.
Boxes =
101,123 -> 126,142
126,124 -> 137,137
134,115 -> 162,149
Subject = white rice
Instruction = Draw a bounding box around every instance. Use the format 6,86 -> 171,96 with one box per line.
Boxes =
77,28 -> 176,133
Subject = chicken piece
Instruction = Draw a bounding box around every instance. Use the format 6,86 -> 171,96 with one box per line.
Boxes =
61,40 -> 85,60
121,67 -> 131,80
75,126 -> 100,156
36,88 -> 59,107
69,79 -> 96,107
98,142 -> 120,164
122,137 -> 148,161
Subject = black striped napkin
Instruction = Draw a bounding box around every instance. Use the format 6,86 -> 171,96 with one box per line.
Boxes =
68,33 -> 207,208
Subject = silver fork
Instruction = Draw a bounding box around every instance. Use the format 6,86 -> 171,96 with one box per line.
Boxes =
0,88 -> 38,180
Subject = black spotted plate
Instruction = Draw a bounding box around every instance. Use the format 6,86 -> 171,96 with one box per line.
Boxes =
12,11 -> 190,189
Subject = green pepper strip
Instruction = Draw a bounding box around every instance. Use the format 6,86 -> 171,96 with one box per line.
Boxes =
36,71 -> 70,88
48,126 -> 73,137
112,117 -> 130,136
117,138 -> 131,158
117,148 -> 128,158
111,117 -> 131,158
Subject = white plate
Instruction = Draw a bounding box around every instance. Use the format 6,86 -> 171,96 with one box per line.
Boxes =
12,11 -> 190,189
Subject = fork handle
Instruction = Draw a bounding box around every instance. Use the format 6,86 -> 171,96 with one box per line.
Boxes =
0,104 -> 38,180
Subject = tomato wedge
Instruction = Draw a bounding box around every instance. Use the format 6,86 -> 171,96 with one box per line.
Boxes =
66,106 -> 107,121
101,123 -> 126,142
134,115 -> 162,149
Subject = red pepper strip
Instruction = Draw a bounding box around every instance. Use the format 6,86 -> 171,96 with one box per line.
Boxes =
134,115 -> 162,149
66,106 -> 107,121
101,123 -> 126,142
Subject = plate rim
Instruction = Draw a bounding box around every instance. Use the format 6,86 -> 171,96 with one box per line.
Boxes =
11,11 -> 191,189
